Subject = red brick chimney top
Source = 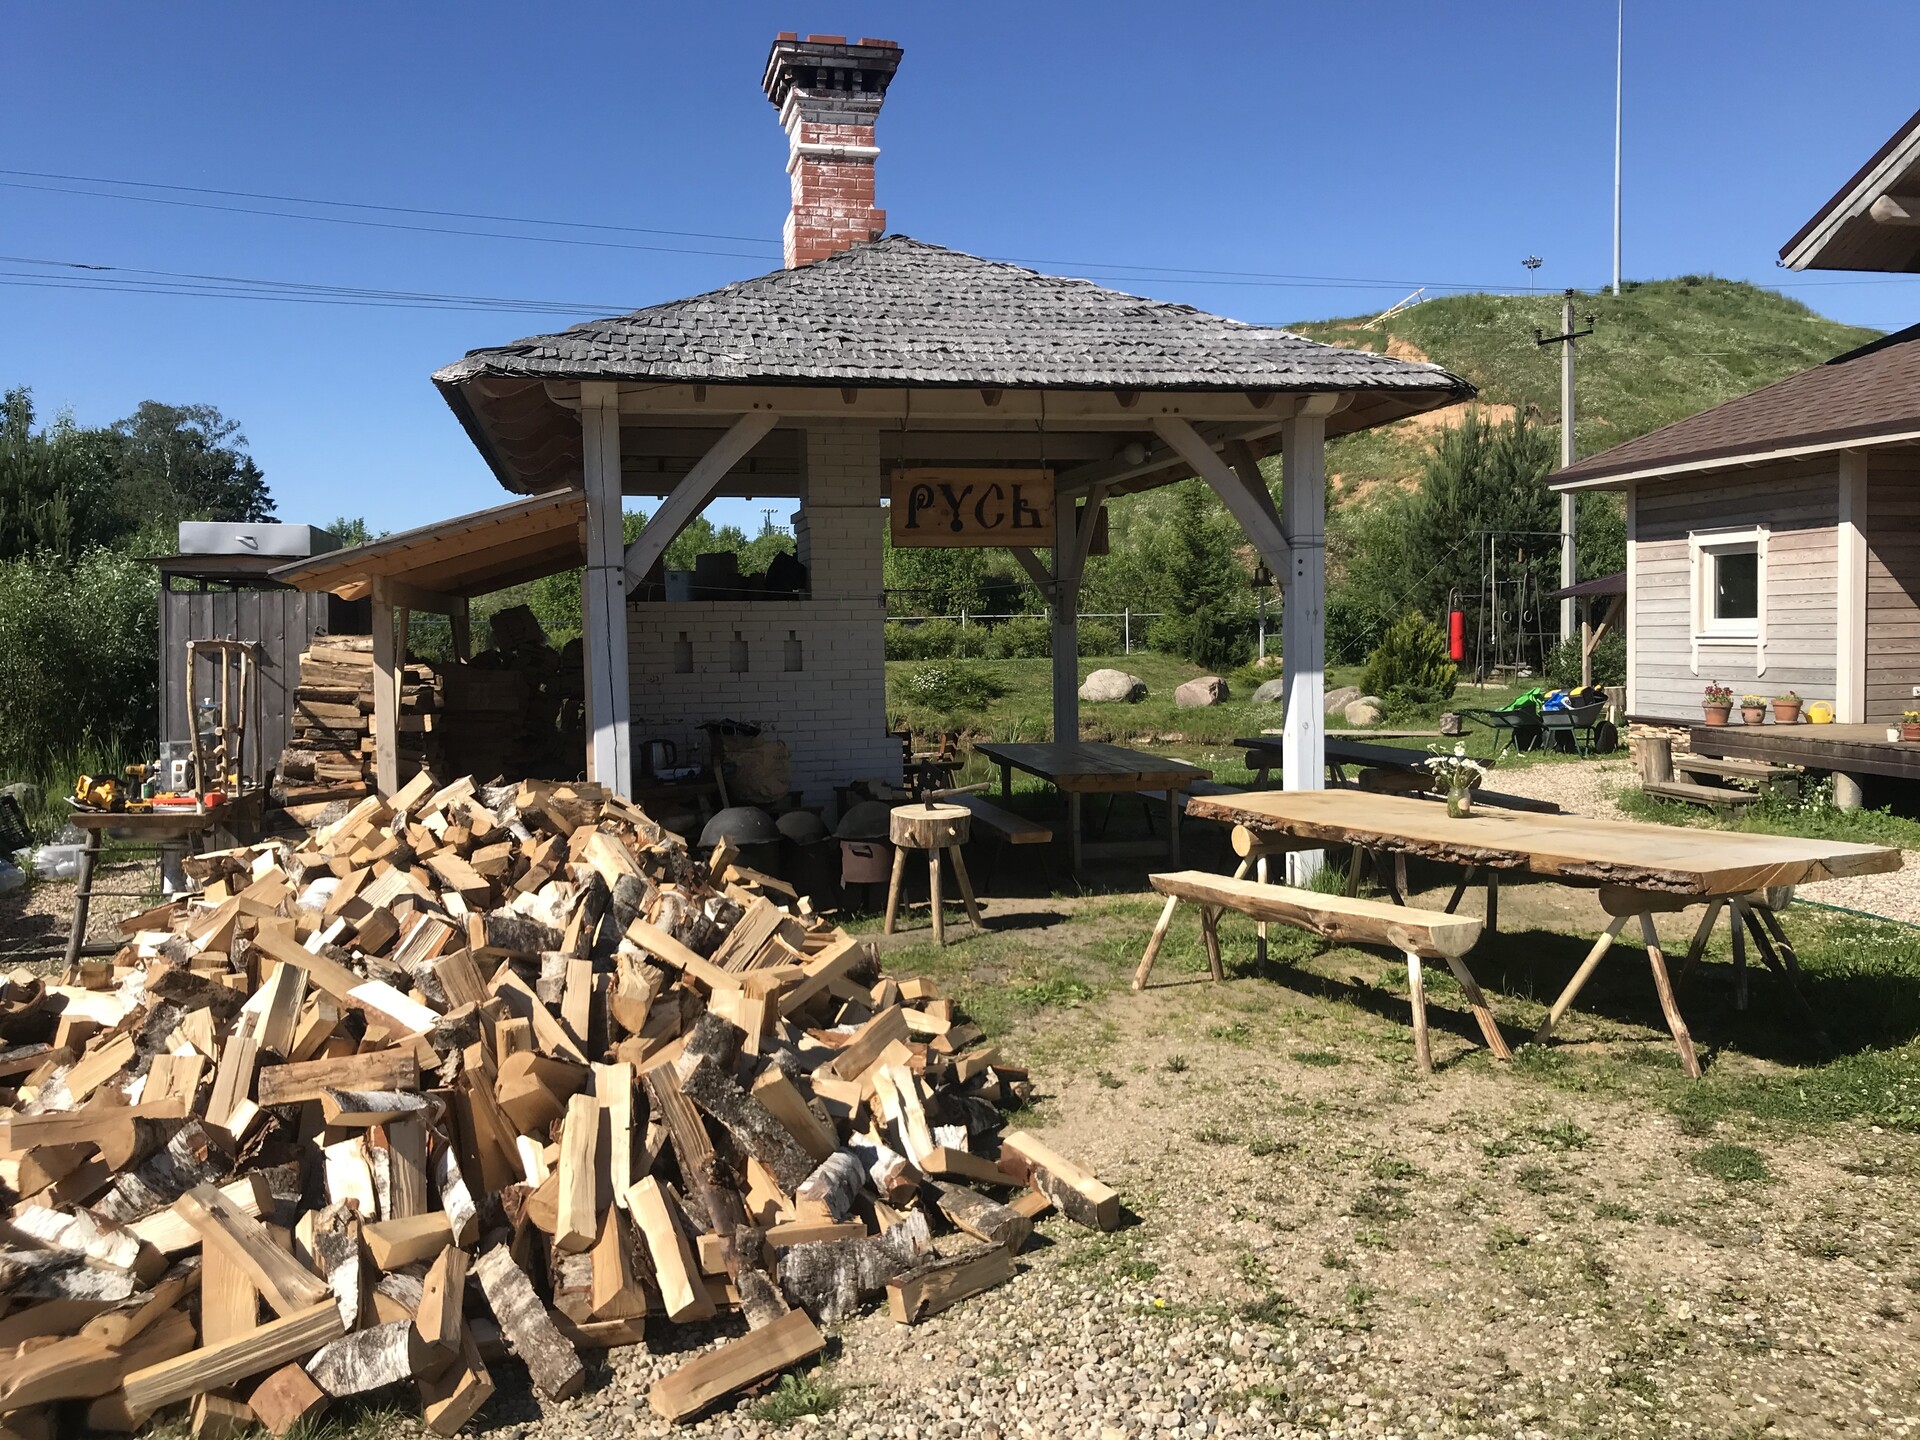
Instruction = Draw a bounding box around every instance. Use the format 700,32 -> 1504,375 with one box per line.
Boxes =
763,35 -> 904,268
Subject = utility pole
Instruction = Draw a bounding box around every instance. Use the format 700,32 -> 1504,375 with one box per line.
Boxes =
1613,0 -> 1624,295
1536,292 -> 1595,645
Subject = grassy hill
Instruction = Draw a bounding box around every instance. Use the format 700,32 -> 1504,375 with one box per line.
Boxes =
1290,276 -> 1881,496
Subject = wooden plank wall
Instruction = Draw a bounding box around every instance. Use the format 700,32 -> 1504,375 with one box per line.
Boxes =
159,582 -> 365,766
1867,451 -> 1920,722
1631,459 -> 1838,718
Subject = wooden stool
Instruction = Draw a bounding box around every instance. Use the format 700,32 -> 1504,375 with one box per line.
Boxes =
883,802 -> 983,945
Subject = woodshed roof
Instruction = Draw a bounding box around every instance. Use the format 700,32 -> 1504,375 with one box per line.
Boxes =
271,488 -> 584,602
1550,326 -> 1920,491
1780,106 -> 1920,273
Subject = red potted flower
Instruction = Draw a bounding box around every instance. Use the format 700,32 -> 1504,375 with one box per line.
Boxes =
1701,682 -> 1734,727
1773,690 -> 1803,725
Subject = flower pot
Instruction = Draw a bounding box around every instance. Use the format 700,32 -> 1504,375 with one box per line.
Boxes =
1446,784 -> 1475,819
1773,700 -> 1802,724
1903,723 -> 1920,743
1702,704 -> 1732,727
1740,705 -> 1767,725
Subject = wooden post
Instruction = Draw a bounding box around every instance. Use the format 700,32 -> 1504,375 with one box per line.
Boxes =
1281,409 -> 1329,884
370,579 -> 398,799
1580,607 -> 1594,690
579,381 -> 633,798
450,600 -> 471,664
1631,734 -> 1673,786
1050,493 -> 1080,746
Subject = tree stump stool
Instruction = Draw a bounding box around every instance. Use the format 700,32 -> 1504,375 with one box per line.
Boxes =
883,802 -> 983,945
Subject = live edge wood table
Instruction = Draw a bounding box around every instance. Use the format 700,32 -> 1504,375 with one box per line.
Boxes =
1184,789 -> 1902,1077
973,742 -> 1212,875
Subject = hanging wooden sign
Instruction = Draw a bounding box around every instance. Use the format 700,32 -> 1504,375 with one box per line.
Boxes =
889,469 -> 1055,547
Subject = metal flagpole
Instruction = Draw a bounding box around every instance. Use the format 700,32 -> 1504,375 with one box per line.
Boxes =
1613,0 -> 1623,296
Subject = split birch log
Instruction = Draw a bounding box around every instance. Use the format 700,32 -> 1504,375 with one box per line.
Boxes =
647,1308 -> 825,1424
306,1319 -> 443,1396
472,1245 -> 584,1401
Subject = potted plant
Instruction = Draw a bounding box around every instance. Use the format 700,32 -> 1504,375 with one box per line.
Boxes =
1740,694 -> 1768,725
1773,690 -> 1803,724
1904,710 -> 1920,742
1423,742 -> 1488,818
1701,682 -> 1734,726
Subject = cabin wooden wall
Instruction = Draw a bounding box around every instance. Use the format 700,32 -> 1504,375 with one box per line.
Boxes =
1867,451 -> 1920,721
159,580 -> 366,769
1629,459 -> 1838,718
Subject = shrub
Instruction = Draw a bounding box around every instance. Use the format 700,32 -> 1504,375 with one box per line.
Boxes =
0,549 -> 158,775
1545,631 -> 1625,690
893,661 -> 1006,712
1361,612 -> 1457,714
988,614 -> 1051,659
1077,619 -> 1120,656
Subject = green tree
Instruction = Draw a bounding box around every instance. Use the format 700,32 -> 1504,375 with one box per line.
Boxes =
0,388 -> 128,558
1360,611 -> 1458,713
107,401 -> 274,524
1145,480 -> 1253,669
324,516 -> 381,548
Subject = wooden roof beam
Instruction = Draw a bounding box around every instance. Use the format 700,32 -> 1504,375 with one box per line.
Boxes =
622,413 -> 781,587
1153,416 -> 1293,581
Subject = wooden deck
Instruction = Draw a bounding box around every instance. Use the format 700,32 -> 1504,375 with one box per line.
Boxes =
1690,723 -> 1920,781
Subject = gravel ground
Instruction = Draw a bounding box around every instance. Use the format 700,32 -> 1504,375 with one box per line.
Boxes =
1490,756 -> 1920,927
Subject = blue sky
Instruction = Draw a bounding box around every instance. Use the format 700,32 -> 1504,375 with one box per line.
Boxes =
6,1 -> 1920,535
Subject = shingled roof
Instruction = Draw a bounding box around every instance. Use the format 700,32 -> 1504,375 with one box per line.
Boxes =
1550,325 -> 1920,490
435,236 -> 1469,394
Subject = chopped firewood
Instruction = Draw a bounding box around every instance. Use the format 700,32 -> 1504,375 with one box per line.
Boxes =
363,1212 -> 453,1269
472,1245 -> 584,1400
121,1301 -> 347,1419
647,1308 -> 825,1424
750,1067 -> 838,1163
886,1244 -> 1016,1323
247,1364 -> 329,1438
255,1049 -> 418,1107
0,1306 -> 194,1409
680,1056 -> 816,1192
174,1184 -> 333,1315
306,1318 -> 443,1396
775,1210 -> 932,1323
190,1393 -> 254,1440
998,1131 -> 1121,1231
931,1180 -> 1033,1251
554,1091 -> 600,1253
628,1176 -> 714,1323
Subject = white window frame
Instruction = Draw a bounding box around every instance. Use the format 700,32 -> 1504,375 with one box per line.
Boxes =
1688,525 -> 1768,675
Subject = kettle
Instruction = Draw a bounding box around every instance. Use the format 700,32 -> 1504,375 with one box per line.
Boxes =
640,739 -> 678,778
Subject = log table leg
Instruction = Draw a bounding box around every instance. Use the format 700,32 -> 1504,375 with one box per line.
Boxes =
1344,846 -> 1366,898
998,763 -> 1013,802
1166,789 -> 1181,868
1728,899 -> 1749,1011
881,845 -> 910,936
948,846 -> 984,930
1485,872 -> 1500,934
928,846 -> 945,948
1677,900 -> 1725,983
1254,853 -> 1269,966
1199,907 -> 1225,983
1068,792 -> 1085,875
1132,894 -> 1181,991
1736,899 -> 1827,1044
1533,915 -> 1628,1044
1405,950 -> 1433,1075
1443,956 -> 1513,1060
1638,912 -> 1702,1078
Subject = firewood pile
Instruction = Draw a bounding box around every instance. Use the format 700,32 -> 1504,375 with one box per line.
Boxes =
279,609 -> 584,808
0,773 -> 1118,1434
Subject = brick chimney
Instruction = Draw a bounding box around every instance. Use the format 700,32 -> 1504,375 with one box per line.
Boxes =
763,34 -> 903,267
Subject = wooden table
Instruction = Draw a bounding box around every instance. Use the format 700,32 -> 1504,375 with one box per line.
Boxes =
62,796 -> 267,978
974,742 -> 1212,873
1185,789 -> 1901,1076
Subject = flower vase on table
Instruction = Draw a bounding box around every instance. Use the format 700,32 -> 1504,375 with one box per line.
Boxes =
1424,743 -> 1488,820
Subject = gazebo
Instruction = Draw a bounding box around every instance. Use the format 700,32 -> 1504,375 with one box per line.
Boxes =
327,36 -> 1475,869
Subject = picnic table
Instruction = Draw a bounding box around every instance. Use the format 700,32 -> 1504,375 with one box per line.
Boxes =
1233,738 -> 1560,814
973,741 -> 1211,874
1184,788 -> 1901,1076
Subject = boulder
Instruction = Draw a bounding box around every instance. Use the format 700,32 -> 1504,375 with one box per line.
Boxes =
1174,676 -> 1230,709
1322,685 -> 1362,715
1251,678 -> 1288,706
1080,669 -> 1147,704
0,782 -> 42,814
1343,696 -> 1385,726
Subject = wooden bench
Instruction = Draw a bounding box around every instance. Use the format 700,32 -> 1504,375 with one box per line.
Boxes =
948,794 -> 1052,845
1133,869 -> 1509,1073
1673,754 -> 1799,798
1642,779 -> 1761,816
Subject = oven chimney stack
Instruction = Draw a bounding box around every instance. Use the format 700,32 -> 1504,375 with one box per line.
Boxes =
763,34 -> 903,268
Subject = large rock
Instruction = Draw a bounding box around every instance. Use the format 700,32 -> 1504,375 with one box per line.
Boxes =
1174,676 -> 1230,709
1079,669 -> 1147,704
1343,696 -> 1385,726
1322,685 -> 1362,715
1251,678 -> 1288,706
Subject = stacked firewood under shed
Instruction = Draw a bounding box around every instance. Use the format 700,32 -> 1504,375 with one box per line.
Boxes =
280,637 -> 431,806
0,774 -> 1118,1434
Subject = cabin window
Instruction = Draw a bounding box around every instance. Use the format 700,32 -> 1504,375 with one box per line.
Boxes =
1689,526 -> 1767,644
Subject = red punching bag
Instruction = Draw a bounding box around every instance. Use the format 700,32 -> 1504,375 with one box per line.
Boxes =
1448,609 -> 1466,662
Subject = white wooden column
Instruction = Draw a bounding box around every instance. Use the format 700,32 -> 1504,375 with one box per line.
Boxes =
1837,452 -> 1868,725
1281,412 -> 1328,883
370,578 -> 399,799
580,381 -> 633,797
1050,492 -> 1081,745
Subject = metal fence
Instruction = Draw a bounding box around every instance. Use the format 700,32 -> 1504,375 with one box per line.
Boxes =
887,609 -> 1168,654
